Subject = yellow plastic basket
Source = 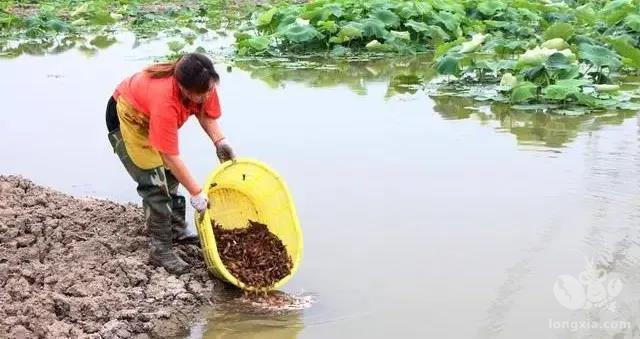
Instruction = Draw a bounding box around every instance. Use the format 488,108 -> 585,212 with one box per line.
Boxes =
194,158 -> 303,291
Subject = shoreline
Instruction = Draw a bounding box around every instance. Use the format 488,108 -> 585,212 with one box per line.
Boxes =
0,175 -> 226,338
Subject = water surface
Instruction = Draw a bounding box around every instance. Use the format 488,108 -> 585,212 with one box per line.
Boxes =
2,34 -> 639,339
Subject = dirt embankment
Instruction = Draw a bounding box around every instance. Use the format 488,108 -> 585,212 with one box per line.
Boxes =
0,175 -> 225,339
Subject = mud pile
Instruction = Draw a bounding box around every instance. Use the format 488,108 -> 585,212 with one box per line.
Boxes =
0,175 -> 222,338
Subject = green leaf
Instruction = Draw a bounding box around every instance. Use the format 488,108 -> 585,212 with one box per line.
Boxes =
625,14 -> 640,32
431,11 -> 460,33
575,5 -> 596,25
517,8 -> 541,22
365,39 -> 393,52
234,31 -> 252,41
435,55 -> 461,76
275,14 -> 297,32
518,48 -> 551,67
317,20 -> 338,34
578,43 -> 622,70
487,38 -> 524,54
390,30 -> 411,40
434,38 -> 463,58
330,23 -> 363,43
303,3 -> 343,21
574,92 -> 617,108
543,79 -> 589,101
396,4 -> 417,19
167,40 -> 185,52
557,79 -> 592,87
24,16 -> 44,29
405,19 -> 429,33
397,2 -> 431,19
545,52 -> 572,71
602,0 -> 633,25
474,59 -> 498,72
556,65 -> 580,80
359,18 -> 387,38
372,9 -> 400,27
607,37 -> 640,69
542,22 -> 574,41
257,7 -> 278,27
574,35 -> 599,46
89,10 -> 116,25
510,81 -> 538,103
541,38 -> 568,50
499,72 -> 518,90
237,36 -> 270,55
523,66 -> 546,83
574,92 -> 597,107
425,25 -> 450,43
45,19 -> 69,32
279,23 -> 321,43
496,59 -> 517,71
415,2 -> 433,16
430,0 -> 464,14
477,0 -> 507,17
0,13 -> 18,29
70,3 -> 89,17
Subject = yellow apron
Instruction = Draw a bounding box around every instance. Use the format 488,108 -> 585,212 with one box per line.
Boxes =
116,97 -> 164,170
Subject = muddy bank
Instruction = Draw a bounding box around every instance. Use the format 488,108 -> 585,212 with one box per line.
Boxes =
0,175 -> 226,338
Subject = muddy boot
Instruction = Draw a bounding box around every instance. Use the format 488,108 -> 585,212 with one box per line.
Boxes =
149,245 -> 190,275
174,229 -> 200,246
148,220 -> 190,275
171,195 -> 201,246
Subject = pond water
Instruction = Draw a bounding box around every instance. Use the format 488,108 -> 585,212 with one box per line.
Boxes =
2,33 -> 640,339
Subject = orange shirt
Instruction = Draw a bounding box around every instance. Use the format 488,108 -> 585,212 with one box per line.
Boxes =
113,72 -> 221,155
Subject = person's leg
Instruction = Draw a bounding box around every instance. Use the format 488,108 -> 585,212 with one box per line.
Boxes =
165,169 -> 199,244
108,129 -> 189,274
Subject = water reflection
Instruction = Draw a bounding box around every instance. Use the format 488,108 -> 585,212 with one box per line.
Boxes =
232,55 -> 436,97
233,56 -> 639,150
0,33 -> 117,58
433,96 -> 637,148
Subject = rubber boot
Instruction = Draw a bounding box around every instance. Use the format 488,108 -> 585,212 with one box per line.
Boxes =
171,195 -> 201,246
148,218 -> 190,275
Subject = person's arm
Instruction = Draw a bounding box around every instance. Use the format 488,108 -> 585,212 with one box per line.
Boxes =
148,101 -> 208,211
197,114 -> 235,162
160,153 -> 201,195
161,152 -> 209,212
197,114 -> 225,145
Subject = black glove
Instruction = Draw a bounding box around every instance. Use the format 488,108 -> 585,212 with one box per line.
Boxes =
215,139 -> 235,163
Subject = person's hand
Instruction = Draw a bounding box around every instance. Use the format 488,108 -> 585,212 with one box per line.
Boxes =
215,138 -> 235,163
190,191 -> 209,212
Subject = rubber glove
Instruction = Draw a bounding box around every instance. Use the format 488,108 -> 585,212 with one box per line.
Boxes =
190,191 -> 209,212
215,138 -> 235,163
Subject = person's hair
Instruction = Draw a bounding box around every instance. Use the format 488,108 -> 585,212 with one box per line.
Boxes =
144,53 -> 220,94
